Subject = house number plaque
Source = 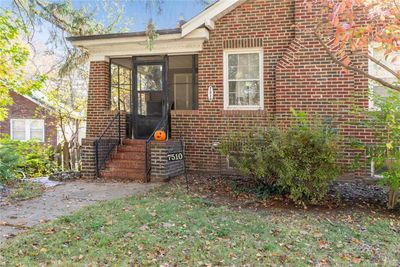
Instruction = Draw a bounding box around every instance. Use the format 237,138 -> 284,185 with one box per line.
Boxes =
167,152 -> 184,161
207,85 -> 214,102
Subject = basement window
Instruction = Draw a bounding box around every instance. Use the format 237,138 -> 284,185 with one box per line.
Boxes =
223,48 -> 264,110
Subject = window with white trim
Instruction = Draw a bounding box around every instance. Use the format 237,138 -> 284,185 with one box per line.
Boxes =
10,119 -> 45,142
224,48 -> 263,110
368,45 -> 400,110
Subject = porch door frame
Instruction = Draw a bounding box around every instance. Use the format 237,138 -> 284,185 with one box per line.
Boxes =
132,55 -> 169,139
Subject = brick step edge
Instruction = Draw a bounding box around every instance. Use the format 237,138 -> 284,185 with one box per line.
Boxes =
117,146 -> 145,152
100,170 -> 144,180
123,139 -> 146,146
105,160 -> 145,168
111,153 -> 145,160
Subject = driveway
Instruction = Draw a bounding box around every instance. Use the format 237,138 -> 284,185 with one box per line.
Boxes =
0,180 -> 159,243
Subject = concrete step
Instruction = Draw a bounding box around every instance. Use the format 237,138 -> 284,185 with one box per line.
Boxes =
105,159 -> 145,169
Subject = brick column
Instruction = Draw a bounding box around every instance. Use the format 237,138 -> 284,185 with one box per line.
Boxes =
87,61 -> 111,137
81,138 -> 96,179
81,60 -> 127,179
150,140 -> 185,182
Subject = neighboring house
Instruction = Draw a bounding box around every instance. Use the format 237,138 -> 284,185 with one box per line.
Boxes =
0,91 -> 57,146
69,0 -> 388,181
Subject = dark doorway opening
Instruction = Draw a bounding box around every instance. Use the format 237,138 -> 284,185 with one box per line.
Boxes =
132,56 -> 167,139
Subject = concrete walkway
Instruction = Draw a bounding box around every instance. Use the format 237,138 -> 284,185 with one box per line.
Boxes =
0,180 -> 159,243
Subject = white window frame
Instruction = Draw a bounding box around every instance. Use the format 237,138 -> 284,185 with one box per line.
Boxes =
370,160 -> 383,179
368,44 -> 400,110
10,119 -> 45,142
223,48 -> 264,110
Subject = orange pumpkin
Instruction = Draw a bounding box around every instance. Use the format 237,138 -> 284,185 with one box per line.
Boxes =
154,130 -> 167,141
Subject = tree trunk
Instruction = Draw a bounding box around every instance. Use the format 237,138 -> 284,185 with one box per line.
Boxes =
63,141 -> 71,170
388,188 -> 398,209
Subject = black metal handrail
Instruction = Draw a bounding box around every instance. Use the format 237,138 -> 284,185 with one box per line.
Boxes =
95,112 -> 122,177
144,112 -> 169,182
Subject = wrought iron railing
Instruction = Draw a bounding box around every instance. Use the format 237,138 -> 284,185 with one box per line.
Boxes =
145,113 -> 169,182
95,112 -> 122,177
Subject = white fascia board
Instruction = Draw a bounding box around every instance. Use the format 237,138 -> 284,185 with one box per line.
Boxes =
181,0 -> 246,37
71,33 -> 182,48
88,39 -> 204,61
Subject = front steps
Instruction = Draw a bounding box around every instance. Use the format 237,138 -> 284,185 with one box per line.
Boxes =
100,139 -> 146,182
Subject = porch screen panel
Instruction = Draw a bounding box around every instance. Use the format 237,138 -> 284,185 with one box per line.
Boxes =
168,55 -> 198,110
136,65 -> 163,116
110,58 -> 132,112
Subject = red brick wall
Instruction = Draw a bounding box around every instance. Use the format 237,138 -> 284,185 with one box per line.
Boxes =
275,0 -> 371,179
171,0 -> 371,179
0,91 -> 57,146
172,0 -> 295,171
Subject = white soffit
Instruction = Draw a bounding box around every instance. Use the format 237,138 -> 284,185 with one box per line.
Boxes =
181,0 -> 247,37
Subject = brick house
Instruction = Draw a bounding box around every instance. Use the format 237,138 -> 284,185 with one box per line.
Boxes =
68,0 -> 378,181
0,91 -> 57,146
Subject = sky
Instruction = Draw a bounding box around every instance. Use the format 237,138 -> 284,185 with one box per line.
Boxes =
91,0 -> 209,32
0,0 -> 210,46
0,0 -> 209,33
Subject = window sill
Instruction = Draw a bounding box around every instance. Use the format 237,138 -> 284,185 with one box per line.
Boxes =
224,106 -> 264,111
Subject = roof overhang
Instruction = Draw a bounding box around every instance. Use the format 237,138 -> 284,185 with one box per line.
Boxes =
181,0 -> 246,37
69,28 -> 209,61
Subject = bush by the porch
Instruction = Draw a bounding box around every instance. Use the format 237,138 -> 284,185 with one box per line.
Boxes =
220,111 -> 341,205
0,136 -> 58,181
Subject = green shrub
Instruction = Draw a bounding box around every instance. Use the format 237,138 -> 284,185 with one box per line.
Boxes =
220,111 -> 341,205
0,144 -> 21,184
367,91 -> 400,209
220,127 -> 283,187
0,136 -> 58,178
276,115 -> 341,204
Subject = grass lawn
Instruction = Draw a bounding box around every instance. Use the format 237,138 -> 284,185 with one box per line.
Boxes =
0,185 -> 399,266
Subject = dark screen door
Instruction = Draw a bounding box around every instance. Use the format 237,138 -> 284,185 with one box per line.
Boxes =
132,57 -> 167,139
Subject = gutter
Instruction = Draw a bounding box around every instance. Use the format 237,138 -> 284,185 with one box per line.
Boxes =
66,28 -> 182,42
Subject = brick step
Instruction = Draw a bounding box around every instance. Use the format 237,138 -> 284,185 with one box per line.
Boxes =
123,139 -> 146,146
117,145 -> 145,153
111,152 -> 145,161
100,169 -> 144,181
105,159 -> 145,169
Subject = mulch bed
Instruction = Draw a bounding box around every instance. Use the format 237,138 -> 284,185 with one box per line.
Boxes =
174,173 -> 399,217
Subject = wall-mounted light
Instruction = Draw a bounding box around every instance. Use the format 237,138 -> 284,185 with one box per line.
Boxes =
208,85 -> 214,102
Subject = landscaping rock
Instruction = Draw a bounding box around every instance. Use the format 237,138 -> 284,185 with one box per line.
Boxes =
49,171 -> 81,182
31,177 -> 64,188
327,181 -> 389,206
